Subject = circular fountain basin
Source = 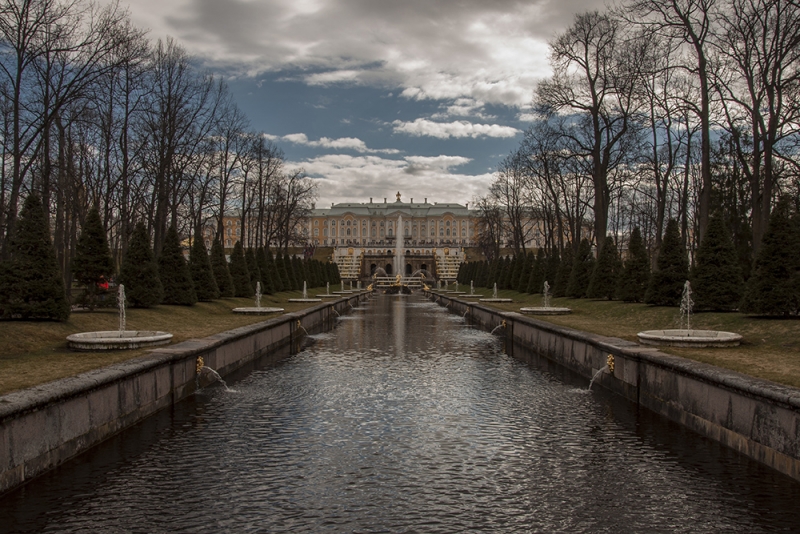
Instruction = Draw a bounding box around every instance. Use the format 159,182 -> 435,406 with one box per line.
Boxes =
479,298 -> 513,303
637,329 -> 742,348
232,307 -> 285,315
67,330 -> 173,351
461,294 -> 483,299
520,307 -> 572,315
288,298 -> 322,303
316,294 -> 340,299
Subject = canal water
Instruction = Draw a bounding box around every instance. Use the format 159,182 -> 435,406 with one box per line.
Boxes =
3,295 -> 800,532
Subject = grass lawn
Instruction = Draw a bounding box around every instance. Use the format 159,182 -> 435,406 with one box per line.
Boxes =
0,289 -> 335,396
445,286 -> 800,389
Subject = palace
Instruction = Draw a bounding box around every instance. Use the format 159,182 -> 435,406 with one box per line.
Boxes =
202,192 -> 553,284
307,192 -> 477,281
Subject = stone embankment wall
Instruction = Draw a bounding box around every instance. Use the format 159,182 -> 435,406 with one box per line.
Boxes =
0,294 -> 366,495
429,292 -> 800,482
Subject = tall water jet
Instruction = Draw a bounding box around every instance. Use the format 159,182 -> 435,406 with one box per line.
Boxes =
394,213 -> 404,278
520,280 -> 571,315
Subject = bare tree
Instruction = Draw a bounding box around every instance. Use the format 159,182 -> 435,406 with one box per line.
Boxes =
715,0 -> 800,255
621,0 -> 718,244
538,11 -> 644,252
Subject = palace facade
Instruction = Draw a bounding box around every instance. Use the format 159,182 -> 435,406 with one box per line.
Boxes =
306,193 -> 476,281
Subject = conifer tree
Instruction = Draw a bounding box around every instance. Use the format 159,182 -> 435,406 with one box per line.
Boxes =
210,238 -> 235,298
119,222 -> 163,308
72,206 -> 114,310
527,248 -> 546,294
510,253 -> 524,289
457,262 -> 466,284
292,256 -> 305,289
741,197 -> 800,315
645,219 -> 688,306
545,247 -> 560,288
477,261 -> 487,287
517,252 -> 534,293
499,256 -> 513,289
692,211 -> 744,311
229,241 -> 253,297
487,258 -> 499,288
567,239 -> 594,298
275,251 -> 294,291
158,225 -> 196,306
266,248 -> 284,292
283,253 -> 298,290
330,261 -> 341,284
553,245 -> 573,298
245,247 -> 260,289
256,247 -> 274,294
0,193 -> 70,320
616,227 -> 649,303
587,235 -> 621,300
189,234 -> 219,301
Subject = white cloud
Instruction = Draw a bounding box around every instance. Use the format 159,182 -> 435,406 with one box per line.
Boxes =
110,0 -> 608,109
294,153 -> 492,206
272,133 -> 400,154
392,119 -> 520,139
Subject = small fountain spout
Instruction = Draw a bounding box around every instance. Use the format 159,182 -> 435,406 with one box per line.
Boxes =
470,280 -> 475,295
302,281 -> 308,300
255,281 -> 262,309
588,355 -> 615,390
195,356 -> 230,391
296,319 -> 309,336
490,320 -> 507,335
493,282 -> 498,299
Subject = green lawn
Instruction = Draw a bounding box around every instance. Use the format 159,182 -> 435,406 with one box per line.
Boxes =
443,286 -> 800,389
0,289 -> 334,396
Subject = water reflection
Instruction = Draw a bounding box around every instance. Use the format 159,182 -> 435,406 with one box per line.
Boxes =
2,294 -> 799,533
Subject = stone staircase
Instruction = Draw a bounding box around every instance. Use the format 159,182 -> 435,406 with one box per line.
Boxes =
435,250 -> 463,281
334,252 -> 361,280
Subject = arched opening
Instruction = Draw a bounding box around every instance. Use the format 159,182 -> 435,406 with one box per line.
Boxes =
385,264 -> 393,275
370,263 -> 377,275
420,264 -> 427,272
405,264 -> 412,275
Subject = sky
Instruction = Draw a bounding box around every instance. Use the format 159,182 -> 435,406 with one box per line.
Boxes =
115,0 -> 608,206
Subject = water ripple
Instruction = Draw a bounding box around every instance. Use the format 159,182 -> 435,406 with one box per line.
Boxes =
2,295 -> 799,533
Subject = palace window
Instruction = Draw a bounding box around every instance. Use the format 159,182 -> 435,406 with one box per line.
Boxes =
314,220 -> 319,226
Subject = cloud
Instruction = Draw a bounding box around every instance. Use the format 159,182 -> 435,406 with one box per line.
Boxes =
270,132 -> 400,154
392,119 -> 520,139
114,0 -> 609,108
294,153 -> 492,206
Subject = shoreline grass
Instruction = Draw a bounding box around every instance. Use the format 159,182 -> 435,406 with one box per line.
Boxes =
442,287 -> 800,389
0,289 -> 333,396
3,286 -> 798,396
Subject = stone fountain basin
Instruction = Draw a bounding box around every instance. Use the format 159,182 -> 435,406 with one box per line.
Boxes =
479,298 -> 513,303
637,329 -> 742,348
67,330 -> 173,351
232,307 -> 285,314
520,307 -> 572,315
287,298 -> 322,303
